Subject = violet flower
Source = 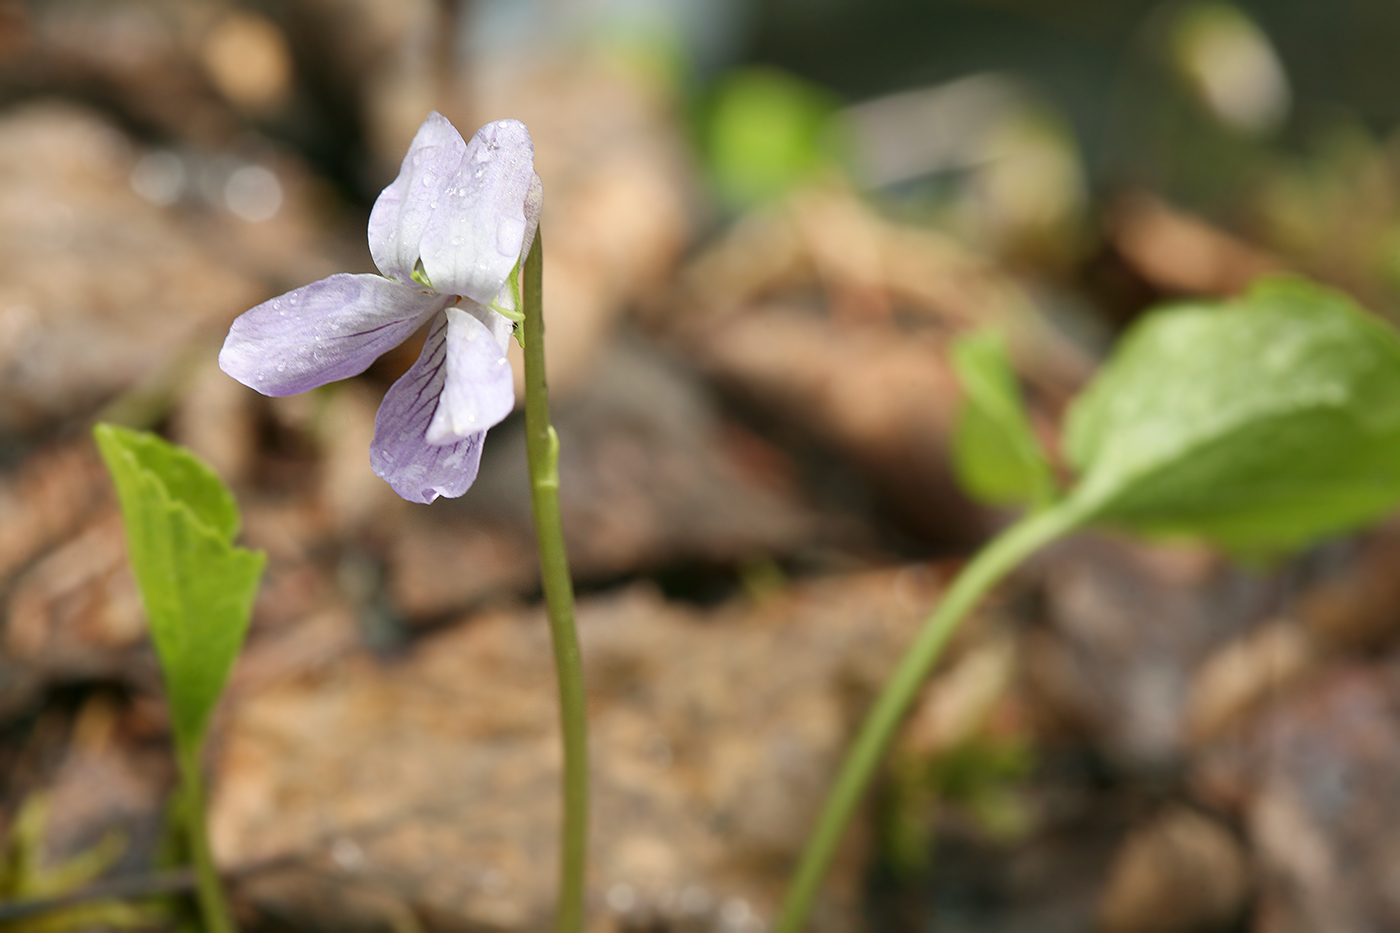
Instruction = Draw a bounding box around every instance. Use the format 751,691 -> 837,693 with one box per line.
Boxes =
220,113 -> 541,503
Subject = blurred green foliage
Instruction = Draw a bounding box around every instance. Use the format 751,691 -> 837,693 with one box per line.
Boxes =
0,795 -> 165,932
700,66 -> 848,209
951,331 -> 1057,510
884,735 -> 1036,879
1065,278 -> 1400,551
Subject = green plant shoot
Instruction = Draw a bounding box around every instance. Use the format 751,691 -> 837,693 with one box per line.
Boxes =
94,423 -> 265,933
950,331 -> 1058,510
777,276 -> 1400,932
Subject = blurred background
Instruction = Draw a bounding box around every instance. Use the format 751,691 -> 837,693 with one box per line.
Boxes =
5,0 -> 1400,930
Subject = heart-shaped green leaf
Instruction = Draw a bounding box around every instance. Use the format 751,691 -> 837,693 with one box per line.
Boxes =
94,424 -> 265,750
1064,277 -> 1400,550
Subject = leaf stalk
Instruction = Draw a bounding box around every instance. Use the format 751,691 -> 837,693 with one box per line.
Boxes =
774,503 -> 1086,933
176,742 -> 237,933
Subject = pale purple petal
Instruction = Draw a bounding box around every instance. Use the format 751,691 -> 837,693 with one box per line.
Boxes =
520,172 -> 543,266
370,314 -> 485,503
419,119 -> 536,304
476,303 -> 514,352
219,274 -> 447,396
425,306 -> 515,445
491,172 -> 543,315
367,112 -> 467,284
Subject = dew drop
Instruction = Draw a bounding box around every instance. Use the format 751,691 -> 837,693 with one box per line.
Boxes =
497,217 -> 527,254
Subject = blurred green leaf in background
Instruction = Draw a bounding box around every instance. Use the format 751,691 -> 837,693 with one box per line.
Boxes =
950,331 -> 1057,510
1064,277 -> 1400,551
701,66 -> 849,210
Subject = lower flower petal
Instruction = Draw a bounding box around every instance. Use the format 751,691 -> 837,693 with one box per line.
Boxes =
369,314 -> 486,503
425,305 -> 515,445
220,273 -> 447,396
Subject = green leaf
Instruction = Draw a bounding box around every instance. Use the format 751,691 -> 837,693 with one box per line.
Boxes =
96,424 -> 241,539
1064,277 -> 1400,550
950,331 -> 1057,508
94,424 -> 265,750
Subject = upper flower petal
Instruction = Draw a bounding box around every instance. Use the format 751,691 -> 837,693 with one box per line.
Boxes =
219,273 -> 448,396
492,172 -> 544,315
369,313 -> 486,503
425,305 -> 515,445
418,119 -> 536,304
523,173 -> 543,257
367,112 -> 468,284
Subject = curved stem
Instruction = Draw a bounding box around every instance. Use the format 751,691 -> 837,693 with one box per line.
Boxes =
176,742 -> 237,933
522,229 -> 589,933
774,503 -> 1086,933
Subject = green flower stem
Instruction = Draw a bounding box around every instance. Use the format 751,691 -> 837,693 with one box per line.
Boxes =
774,503 -> 1086,933
175,742 -> 237,933
521,229 -> 589,933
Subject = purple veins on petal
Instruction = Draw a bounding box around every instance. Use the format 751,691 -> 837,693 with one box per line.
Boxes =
218,273 -> 448,396
370,314 -> 487,504
426,305 -> 516,445
224,112 -> 536,505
